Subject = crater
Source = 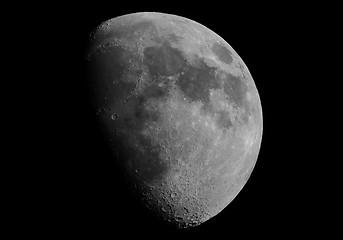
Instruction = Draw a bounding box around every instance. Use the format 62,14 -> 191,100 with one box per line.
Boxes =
211,42 -> 233,65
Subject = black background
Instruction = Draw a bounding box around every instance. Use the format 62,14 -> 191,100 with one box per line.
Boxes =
18,1 -> 329,238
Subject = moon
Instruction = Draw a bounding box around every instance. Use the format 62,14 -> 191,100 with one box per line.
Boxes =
85,12 -> 262,228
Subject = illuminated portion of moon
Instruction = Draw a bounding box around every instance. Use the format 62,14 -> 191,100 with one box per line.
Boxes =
86,12 -> 262,228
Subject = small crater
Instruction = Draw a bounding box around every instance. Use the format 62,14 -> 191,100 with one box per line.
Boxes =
111,113 -> 119,120
170,128 -> 178,139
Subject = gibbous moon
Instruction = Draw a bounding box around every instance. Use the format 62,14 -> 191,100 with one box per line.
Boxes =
86,12 -> 262,228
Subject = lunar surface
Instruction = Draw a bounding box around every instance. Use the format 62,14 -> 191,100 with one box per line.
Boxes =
86,12 -> 262,228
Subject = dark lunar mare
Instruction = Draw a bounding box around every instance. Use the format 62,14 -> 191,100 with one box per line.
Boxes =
144,42 -> 186,78
144,42 -> 221,111
144,40 -> 249,109
216,111 -> 233,129
211,42 -> 233,65
177,57 -> 220,110
223,73 -> 247,109
142,40 -> 251,128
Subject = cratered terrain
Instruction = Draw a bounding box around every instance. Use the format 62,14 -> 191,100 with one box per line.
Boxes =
85,12 -> 263,228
